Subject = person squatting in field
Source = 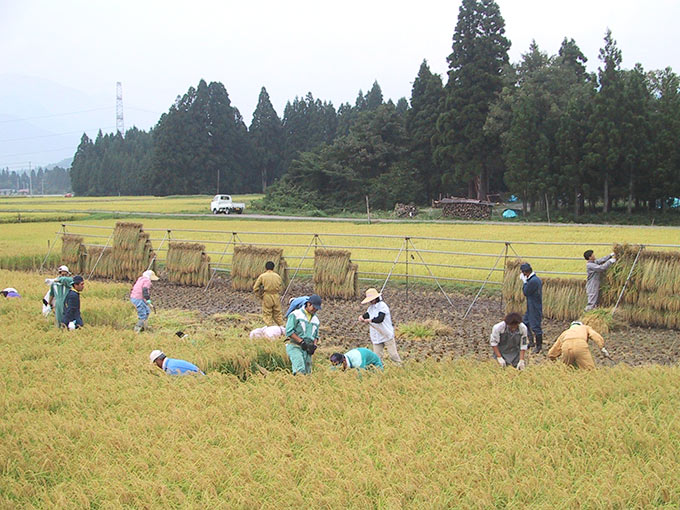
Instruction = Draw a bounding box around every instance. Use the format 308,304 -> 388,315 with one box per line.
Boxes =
285,294 -> 322,375
249,325 -> 286,340
252,261 -> 283,327
330,348 -> 384,371
150,350 -> 205,375
47,266 -> 74,326
62,275 -> 85,330
547,321 -> 609,370
130,269 -> 159,332
520,262 -> 543,353
358,288 -> 402,364
2,287 -> 21,298
490,312 -> 528,370
42,264 -> 71,316
584,249 -> 617,311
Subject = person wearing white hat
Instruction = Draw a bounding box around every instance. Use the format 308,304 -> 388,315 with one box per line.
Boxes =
149,350 -> 204,375
130,269 -> 159,332
358,288 -> 401,364
43,265 -> 73,321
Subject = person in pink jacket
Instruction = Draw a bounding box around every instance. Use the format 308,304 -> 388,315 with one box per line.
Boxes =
130,270 -> 159,332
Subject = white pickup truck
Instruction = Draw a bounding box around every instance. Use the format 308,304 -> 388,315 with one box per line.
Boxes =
210,195 -> 245,214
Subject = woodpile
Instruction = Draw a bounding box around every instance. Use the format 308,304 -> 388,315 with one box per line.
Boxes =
394,203 -> 419,218
433,197 -> 494,220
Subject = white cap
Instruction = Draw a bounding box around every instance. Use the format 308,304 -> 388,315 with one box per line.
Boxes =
143,269 -> 159,281
149,350 -> 164,363
58,265 -> 70,273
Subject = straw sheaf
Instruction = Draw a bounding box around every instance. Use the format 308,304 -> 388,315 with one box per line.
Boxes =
231,245 -> 287,291
112,222 -> 144,250
314,262 -> 358,299
61,235 -> 86,274
166,242 -> 211,286
109,222 -> 155,280
313,249 -> 351,285
84,246 -> 114,279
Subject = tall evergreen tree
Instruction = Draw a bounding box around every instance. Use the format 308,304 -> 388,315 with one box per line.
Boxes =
650,68 -> 680,208
250,87 -> 284,191
434,0 -> 510,199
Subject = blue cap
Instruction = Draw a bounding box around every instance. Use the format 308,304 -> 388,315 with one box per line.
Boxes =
519,263 -> 532,272
308,294 -> 322,309
72,275 -> 84,284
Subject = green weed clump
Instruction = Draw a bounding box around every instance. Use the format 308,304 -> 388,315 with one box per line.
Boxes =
396,319 -> 452,340
1,269 -> 680,508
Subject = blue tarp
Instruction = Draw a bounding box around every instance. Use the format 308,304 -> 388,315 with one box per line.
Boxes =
502,209 -> 518,218
508,195 -> 519,202
671,198 -> 680,208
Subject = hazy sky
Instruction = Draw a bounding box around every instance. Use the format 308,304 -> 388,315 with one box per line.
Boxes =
1,0 -> 679,168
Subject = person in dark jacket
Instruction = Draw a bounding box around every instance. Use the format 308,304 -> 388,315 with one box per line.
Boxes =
520,263 -> 543,353
62,275 -> 85,330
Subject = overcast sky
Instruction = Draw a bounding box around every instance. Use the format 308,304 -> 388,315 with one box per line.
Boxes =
1,0 -> 679,168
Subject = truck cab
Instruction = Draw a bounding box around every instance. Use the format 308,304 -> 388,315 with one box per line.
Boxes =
210,195 -> 245,214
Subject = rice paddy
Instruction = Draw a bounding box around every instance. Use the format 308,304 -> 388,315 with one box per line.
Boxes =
1,269 -> 680,508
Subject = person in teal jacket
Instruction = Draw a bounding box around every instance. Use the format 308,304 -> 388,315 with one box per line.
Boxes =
285,294 -> 321,375
330,348 -> 384,371
48,275 -> 74,326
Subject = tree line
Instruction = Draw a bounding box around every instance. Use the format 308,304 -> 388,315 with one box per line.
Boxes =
0,167 -> 71,194
69,0 -> 680,216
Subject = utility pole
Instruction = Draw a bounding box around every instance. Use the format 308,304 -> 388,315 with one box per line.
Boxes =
116,82 -> 125,136
28,161 -> 32,195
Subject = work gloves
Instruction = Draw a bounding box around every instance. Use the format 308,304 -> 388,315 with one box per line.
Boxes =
496,357 -> 507,367
519,273 -> 528,283
517,359 -> 526,371
601,347 -> 610,358
146,300 -> 152,305
68,321 -> 77,330
302,343 -> 317,355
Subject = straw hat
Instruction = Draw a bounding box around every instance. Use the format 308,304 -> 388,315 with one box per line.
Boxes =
361,288 -> 382,304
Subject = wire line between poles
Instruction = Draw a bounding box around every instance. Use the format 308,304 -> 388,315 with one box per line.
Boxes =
463,246 -> 506,320
612,245 -> 644,316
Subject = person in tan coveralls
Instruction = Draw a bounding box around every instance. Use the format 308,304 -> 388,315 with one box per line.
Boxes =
548,321 -> 610,369
253,261 -> 283,326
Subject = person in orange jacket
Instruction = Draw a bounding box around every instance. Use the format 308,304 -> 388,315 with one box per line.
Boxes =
547,321 -> 610,369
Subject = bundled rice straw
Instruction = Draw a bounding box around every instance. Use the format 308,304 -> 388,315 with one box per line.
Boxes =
166,242 -> 211,286
314,249 -> 358,299
61,235 -> 86,274
109,222 -> 155,281
84,246 -> 114,278
505,245 -> 680,329
231,245 -> 288,291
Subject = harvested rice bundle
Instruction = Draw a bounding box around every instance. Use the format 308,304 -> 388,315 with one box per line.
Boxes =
166,242 -> 211,286
84,246 -> 114,279
61,235 -> 86,274
502,259 -> 526,314
580,308 -> 613,335
231,245 -> 288,291
112,222 -> 145,250
110,221 -> 154,280
314,249 -> 351,285
314,248 -> 357,299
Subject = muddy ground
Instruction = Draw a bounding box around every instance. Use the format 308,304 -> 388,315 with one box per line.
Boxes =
152,276 -> 680,367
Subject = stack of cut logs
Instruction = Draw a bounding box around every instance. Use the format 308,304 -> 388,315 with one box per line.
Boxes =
433,197 -> 494,219
394,203 -> 419,218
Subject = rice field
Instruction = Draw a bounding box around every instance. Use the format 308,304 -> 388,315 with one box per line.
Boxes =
0,194 -> 262,214
1,216 -> 679,286
1,269 -> 679,508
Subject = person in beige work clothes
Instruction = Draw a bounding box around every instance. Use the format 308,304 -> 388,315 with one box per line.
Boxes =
548,321 -> 610,369
253,261 -> 284,326
358,288 -> 402,364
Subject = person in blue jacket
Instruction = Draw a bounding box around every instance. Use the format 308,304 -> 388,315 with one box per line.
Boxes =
284,295 -> 309,318
149,350 -> 205,375
61,275 -> 85,330
330,348 -> 384,371
520,263 -> 543,353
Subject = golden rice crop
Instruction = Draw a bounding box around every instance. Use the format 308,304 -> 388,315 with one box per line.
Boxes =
165,242 -> 211,286
231,245 -> 288,291
1,269 -> 680,508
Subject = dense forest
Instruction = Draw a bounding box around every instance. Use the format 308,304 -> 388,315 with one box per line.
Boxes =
68,0 -> 680,216
0,167 -> 71,194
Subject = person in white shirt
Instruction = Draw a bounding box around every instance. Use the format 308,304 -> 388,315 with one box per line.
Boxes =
490,312 -> 529,370
358,288 -> 402,364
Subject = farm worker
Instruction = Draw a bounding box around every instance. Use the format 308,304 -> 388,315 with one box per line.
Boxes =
1,287 -> 21,298
47,273 -> 75,326
285,294 -> 322,375
330,348 -> 384,371
252,261 -> 284,326
285,295 -> 309,318
547,321 -> 609,370
149,350 -> 205,375
249,325 -> 286,340
130,269 -> 159,332
584,249 -> 616,311
61,275 -> 85,330
358,288 -> 402,364
520,262 -> 543,353
490,312 -> 528,370
42,265 -> 71,315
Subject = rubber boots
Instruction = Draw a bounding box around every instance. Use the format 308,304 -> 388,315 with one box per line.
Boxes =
533,334 -> 543,354
134,319 -> 145,333
527,331 -> 535,349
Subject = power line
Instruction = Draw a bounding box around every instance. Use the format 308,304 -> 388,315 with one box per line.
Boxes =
0,147 -> 76,158
0,107 -> 112,124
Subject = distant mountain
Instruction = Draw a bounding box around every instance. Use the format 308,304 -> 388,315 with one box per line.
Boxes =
46,157 -> 73,170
